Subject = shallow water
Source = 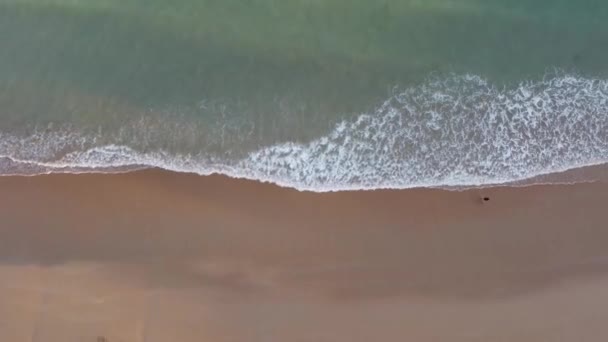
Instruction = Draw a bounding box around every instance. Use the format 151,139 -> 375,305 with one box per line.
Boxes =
1,0 -> 607,190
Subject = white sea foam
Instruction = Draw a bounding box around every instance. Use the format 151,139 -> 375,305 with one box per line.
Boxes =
1,74 -> 607,192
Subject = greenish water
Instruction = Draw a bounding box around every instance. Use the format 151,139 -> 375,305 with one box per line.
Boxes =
2,1 -> 607,115
0,0 -> 607,189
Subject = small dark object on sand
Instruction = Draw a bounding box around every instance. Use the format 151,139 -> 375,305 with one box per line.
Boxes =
483,197 -> 490,202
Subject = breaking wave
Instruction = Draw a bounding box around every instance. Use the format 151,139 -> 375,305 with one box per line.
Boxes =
1,74 -> 607,192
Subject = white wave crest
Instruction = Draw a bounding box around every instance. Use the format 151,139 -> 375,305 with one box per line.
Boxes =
1,74 -> 607,191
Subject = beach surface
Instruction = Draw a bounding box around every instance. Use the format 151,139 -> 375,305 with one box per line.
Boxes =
1,170 -> 608,341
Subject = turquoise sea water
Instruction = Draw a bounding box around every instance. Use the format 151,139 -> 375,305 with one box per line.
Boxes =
1,0 -> 607,190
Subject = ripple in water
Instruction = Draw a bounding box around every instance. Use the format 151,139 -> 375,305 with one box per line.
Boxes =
1,74 -> 607,192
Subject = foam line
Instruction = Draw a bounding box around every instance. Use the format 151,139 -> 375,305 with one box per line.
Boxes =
1,74 -> 607,192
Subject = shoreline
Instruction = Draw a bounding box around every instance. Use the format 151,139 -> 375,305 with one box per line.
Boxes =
1,159 -> 607,193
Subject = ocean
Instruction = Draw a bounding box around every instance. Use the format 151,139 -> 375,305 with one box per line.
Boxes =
1,0 -> 607,191
3,3 -> 608,339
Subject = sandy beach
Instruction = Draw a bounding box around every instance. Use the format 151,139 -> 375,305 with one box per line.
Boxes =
0,170 -> 607,341
2,1 -> 608,340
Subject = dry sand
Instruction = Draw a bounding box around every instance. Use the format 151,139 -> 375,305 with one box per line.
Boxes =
1,170 -> 608,341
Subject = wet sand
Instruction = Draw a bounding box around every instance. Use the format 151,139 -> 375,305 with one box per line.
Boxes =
1,170 -> 608,341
